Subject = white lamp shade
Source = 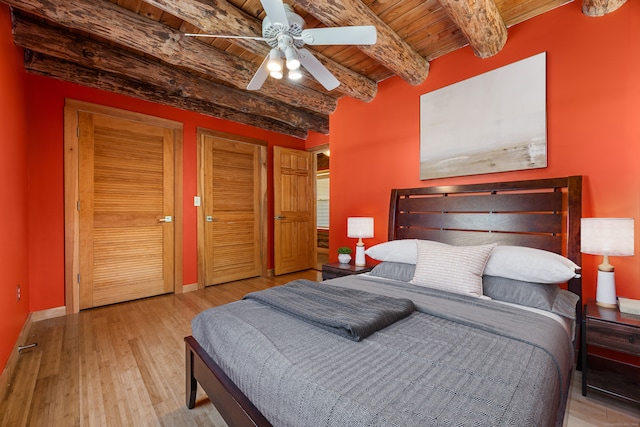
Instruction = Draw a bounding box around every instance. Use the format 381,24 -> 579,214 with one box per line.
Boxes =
267,48 -> 283,72
288,69 -> 302,80
581,218 -> 634,256
284,46 -> 300,70
347,217 -> 374,239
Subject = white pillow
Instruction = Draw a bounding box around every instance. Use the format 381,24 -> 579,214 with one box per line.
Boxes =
365,239 -> 450,263
410,240 -> 496,298
365,239 -> 419,263
484,246 -> 581,284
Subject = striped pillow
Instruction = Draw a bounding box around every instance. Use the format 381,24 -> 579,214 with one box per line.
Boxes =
410,240 -> 496,298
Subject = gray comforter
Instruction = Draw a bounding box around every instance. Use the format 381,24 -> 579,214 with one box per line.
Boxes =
192,275 -> 574,427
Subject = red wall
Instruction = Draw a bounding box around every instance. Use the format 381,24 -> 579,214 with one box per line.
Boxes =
306,130 -> 329,149
0,6 -> 30,371
23,74 -> 305,312
329,1 -> 640,302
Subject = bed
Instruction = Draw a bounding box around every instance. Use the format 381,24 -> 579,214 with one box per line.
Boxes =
185,176 -> 583,427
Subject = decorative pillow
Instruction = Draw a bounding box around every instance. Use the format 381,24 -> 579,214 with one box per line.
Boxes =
482,275 -> 580,320
551,289 -> 582,321
410,240 -> 496,298
369,262 -> 416,282
484,246 -> 581,284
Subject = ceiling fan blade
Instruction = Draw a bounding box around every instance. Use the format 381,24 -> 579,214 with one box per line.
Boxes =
260,0 -> 289,27
247,55 -> 271,90
301,26 -> 377,46
298,48 -> 340,91
184,34 -> 267,41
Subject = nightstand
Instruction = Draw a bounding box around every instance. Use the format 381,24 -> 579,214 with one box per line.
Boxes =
321,262 -> 374,281
581,299 -> 640,404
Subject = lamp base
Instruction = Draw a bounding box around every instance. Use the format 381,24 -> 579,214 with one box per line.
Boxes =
595,270 -> 617,308
354,245 -> 366,266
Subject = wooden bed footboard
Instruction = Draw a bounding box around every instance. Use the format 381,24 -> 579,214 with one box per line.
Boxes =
185,336 -> 272,427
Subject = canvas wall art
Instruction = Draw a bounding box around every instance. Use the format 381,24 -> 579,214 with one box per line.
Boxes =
419,52 -> 547,180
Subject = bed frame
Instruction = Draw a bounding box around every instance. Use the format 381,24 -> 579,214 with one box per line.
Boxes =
185,175 -> 583,427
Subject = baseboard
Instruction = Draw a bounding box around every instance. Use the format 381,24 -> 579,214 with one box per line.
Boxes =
0,306 -> 68,401
182,283 -> 198,293
0,312 -> 34,403
31,306 -> 66,322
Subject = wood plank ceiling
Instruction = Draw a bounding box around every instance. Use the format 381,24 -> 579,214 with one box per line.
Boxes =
2,0 -> 627,139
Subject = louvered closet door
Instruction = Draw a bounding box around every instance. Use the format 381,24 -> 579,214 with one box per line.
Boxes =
78,112 -> 174,309
202,134 -> 262,285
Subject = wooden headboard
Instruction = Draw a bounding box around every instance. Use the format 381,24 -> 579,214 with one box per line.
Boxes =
388,176 -> 583,303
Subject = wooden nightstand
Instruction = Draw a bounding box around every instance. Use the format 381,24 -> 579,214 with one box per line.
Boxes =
581,299 -> 640,404
321,262 -> 374,281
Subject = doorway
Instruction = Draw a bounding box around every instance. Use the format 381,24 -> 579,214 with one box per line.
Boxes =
316,150 -> 330,270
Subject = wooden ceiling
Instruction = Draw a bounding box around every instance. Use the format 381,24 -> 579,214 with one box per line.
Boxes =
2,0 -> 626,139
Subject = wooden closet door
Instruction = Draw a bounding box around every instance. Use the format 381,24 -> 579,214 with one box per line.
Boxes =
201,134 -> 263,285
78,112 -> 174,309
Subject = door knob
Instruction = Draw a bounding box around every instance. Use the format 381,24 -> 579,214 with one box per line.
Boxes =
158,216 -> 172,223
275,215 -> 286,220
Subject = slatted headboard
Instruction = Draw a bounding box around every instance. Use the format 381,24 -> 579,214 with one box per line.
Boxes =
388,176 -> 583,310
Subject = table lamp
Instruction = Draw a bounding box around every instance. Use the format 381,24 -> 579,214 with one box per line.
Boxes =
347,217 -> 374,266
580,218 -> 634,308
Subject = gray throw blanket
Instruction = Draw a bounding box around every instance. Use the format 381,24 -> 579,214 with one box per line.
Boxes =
243,279 -> 415,341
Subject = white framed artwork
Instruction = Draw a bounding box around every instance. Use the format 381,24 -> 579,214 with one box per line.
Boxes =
419,52 -> 547,180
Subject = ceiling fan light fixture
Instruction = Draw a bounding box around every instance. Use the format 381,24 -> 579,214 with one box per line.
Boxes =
284,46 -> 301,70
237,0 -> 377,91
266,48 -> 283,72
269,69 -> 284,79
288,69 -> 302,80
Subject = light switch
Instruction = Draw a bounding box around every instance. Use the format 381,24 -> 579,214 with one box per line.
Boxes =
194,196 -> 201,207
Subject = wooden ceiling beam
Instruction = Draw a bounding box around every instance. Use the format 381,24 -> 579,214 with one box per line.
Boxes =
582,0 -> 628,16
293,0 -> 430,86
11,14 -> 328,134
140,0 -> 378,102
437,0 -> 508,59
24,51 -> 309,139
2,0 -> 337,116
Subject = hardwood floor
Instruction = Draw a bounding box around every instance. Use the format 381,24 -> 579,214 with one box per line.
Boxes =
315,248 -> 329,271
567,371 -> 640,426
1,270 -> 639,427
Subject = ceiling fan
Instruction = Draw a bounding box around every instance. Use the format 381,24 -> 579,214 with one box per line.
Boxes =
185,0 -> 377,91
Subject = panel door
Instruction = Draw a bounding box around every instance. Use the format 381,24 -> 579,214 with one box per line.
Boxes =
273,146 -> 316,275
201,134 -> 263,285
78,112 -> 174,309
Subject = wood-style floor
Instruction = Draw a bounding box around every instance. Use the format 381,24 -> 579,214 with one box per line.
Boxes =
1,270 -> 639,427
